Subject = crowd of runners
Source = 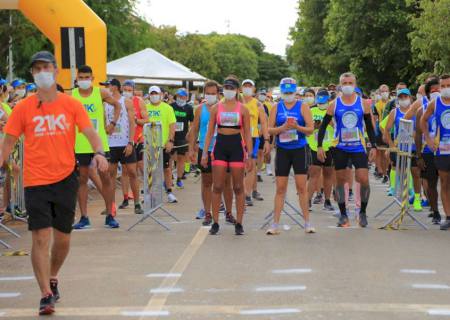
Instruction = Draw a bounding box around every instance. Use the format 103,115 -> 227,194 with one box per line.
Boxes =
1,50 -> 450,315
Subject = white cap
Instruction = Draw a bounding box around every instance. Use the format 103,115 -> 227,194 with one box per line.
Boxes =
149,85 -> 161,94
242,79 -> 255,86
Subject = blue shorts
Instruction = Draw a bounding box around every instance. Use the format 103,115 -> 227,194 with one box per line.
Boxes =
251,137 -> 260,159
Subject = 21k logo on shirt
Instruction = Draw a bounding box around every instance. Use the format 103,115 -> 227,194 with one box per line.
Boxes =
32,114 -> 70,137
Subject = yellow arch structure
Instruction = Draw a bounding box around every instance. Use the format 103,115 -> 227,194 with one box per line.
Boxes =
0,0 -> 106,88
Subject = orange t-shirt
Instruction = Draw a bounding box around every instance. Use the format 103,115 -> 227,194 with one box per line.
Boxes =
4,93 -> 92,187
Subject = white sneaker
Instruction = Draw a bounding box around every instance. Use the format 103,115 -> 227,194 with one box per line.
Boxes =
167,193 -> 178,203
266,167 -> 273,176
305,223 -> 316,234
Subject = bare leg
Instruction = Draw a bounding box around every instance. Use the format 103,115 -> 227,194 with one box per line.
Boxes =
295,174 -> 309,222
230,166 -> 246,224
223,173 -> 233,213
201,172 -> 213,213
50,229 -> 71,279
273,177 -> 288,224
307,165 -> 321,201
211,166 -> 227,223
125,163 -> 140,204
31,228 -> 52,297
77,166 -> 89,217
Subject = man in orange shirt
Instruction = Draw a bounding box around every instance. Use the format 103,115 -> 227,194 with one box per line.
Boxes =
0,51 -> 108,316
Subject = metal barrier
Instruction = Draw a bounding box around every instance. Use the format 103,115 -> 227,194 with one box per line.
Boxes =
128,123 -> 178,231
378,119 -> 427,230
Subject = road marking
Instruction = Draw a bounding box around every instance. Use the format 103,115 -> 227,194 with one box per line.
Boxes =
146,273 -> 181,278
272,268 -> 312,274
0,292 -> 20,298
140,227 -> 209,319
121,310 -> 170,317
240,308 -> 301,315
255,286 -> 306,292
327,226 -> 360,229
428,309 -> 450,316
412,284 -> 450,290
150,288 -> 184,294
0,276 -> 33,281
401,269 -> 436,274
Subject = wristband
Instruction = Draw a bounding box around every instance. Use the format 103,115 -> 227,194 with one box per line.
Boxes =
94,151 -> 105,157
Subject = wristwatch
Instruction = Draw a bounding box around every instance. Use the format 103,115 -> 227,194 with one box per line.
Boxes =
94,151 -> 105,157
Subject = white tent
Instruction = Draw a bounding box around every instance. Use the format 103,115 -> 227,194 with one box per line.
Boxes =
106,48 -> 206,85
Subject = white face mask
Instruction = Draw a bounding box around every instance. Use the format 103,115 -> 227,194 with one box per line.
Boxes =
205,94 -> 217,105
416,93 -> 423,101
398,99 -> 411,108
258,94 -> 266,103
341,85 -> 355,96
223,89 -> 236,100
150,95 -> 161,104
176,98 -> 187,107
15,89 -> 26,98
430,92 -> 441,100
122,91 -> 133,99
381,92 -> 389,100
33,71 -> 55,89
441,88 -> 450,99
242,87 -> 253,97
77,80 -> 92,90
375,94 -> 381,101
283,94 -> 296,103
303,97 -> 315,105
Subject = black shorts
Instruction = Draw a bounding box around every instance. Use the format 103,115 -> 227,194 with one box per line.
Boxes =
212,133 -> 245,168
76,152 -> 111,167
275,146 -> 310,176
258,136 -> 265,150
435,155 -> 450,172
135,143 -> 144,162
173,140 -> 188,155
311,150 -> 333,167
198,148 -> 212,173
389,151 -> 417,168
332,148 -> 368,170
375,134 -> 388,147
25,171 -> 79,234
109,146 -> 137,164
421,153 -> 438,180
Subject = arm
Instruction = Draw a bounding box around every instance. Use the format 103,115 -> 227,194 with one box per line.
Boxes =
299,103 -> 314,136
101,89 -> 121,134
257,103 -> 270,154
242,107 -> 253,168
188,107 -> 201,156
415,108 -> 424,158
82,127 -> 108,172
384,110 -> 396,148
136,97 -> 149,125
0,134 -> 19,166
363,99 -> 377,148
124,99 -> 136,156
421,100 -> 436,151
268,104 -> 289,136
317,101 -> 335,148
201,106 -> 217,160
404,99 -> 421,120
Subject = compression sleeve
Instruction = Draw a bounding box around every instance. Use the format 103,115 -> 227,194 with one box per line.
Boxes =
317,114 -> 332,148
364,113 -> 377,147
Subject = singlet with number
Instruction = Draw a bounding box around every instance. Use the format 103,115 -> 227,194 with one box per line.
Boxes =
434,96 -> 450,156
333,96 -> 365,153
275,100 -> 306,149
106,96 -> 130,147
245,98 -> 259,137
422,97 -> 436,154
393,107 -> 416,152
73,87 -> 109,153
216,102 -> 243,129
199,104 -> 215,152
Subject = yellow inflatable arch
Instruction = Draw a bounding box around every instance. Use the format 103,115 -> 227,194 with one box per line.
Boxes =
0,0 -> 106,88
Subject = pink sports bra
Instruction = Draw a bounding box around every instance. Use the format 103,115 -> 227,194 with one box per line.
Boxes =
216,102 -> 243,129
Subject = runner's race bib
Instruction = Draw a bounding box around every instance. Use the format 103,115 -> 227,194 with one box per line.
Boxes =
220,112 -> 239,127
175,122 -> 184,132
439,136 -> 450,155
341,127 -> 359,143
279,129 -> 298,143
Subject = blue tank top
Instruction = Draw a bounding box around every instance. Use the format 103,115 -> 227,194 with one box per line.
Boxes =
334,96 -> 365,153
422,97 -> 436,154
275,100 -> 306,149
199,104 -> 215,152
394,108 -> 416,152
434,97 -> 450,156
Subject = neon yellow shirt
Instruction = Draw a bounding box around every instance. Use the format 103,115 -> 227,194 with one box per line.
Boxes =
245,98 -> 259,137
146,102 -> 176,145
1,102 -> 12,116
307,106 -> 334,152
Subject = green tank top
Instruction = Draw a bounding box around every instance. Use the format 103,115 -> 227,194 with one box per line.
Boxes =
73,87 -> 109,153
307,106 -> 334,152
1,102 -> 12,116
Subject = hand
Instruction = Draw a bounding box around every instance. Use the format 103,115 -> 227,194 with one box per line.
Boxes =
124,144 -> 133,157
106,124 -> 115,135
200,153 -> 208,168
92,154 -> 108,173
425,137 -> 436,152
188,149 -> 197,163
317,147 -> 326,163
263,141 -> 271,155
287,119 -> 298,129
245,157 -> 254,172
417,157 -> 426,171
165,141 -> 174,153
369,148 -> 376,162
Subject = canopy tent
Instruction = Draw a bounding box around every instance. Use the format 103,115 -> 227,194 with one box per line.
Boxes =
106,48 -> 206,86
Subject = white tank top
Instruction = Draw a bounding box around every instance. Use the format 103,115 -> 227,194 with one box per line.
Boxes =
106,96 -> 130,147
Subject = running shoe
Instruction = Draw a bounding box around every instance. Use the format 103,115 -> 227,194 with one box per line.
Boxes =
382,175 -> 389,184
39,294 -> 55,315
257,174 -> 263,182
176,180 -> 184,189
266,167 -> 273,176
118,199 -> 129,209
219,203 -> 226,213
440,219 -> 450,231
105,214 -> 120,228
337,215 -> 350,227
202,212 -> 212,226
196,208 -> 206,220
167,193 -> 178,203
359,211 -> 368,228
252,190 -> 264,201
432,212 -> 441,225
413,198 -> 422,211
235,223 -> 244,235
134,204 -> 144,215
266,224 -> 280,235
323,200 -> 335,211
305,223 -> 316,234
209,222 -> 219,235
387,188 -> 394,196
50,279 -> 60,302
313,192 -> 323,204
181,173 -> 187,180
428,212 -> 434,218
421,199 -> 430,207
245,196 -> 254,207
73,216 -> 91,230
225,212 -> 236,225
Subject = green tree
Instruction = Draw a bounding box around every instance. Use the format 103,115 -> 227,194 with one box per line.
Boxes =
257,52 -> 290,88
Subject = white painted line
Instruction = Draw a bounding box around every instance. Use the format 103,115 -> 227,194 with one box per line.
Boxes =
0,292 -> 21,298
255,286 -> 306,292
412,284 -> 450,290
0,276 -> 34,281
0,311 -> 5,317
150,287 -> 184,294
400,269 -> 436,274
240,308 -> 301,315
428,309 -> 450,316
327,226 -> 360,229
272,268 -> 312,274
146,273 -> 181,278
121,310 -> 170,317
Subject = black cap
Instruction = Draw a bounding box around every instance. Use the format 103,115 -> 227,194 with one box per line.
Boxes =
30,51 -> 56,67
100,78 -> 121,89
223,79 -> 239,89
258,87 -> 268,94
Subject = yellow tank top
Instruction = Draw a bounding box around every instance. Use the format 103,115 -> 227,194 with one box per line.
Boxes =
72,87 -> 110,153
245,98 -> 259,137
